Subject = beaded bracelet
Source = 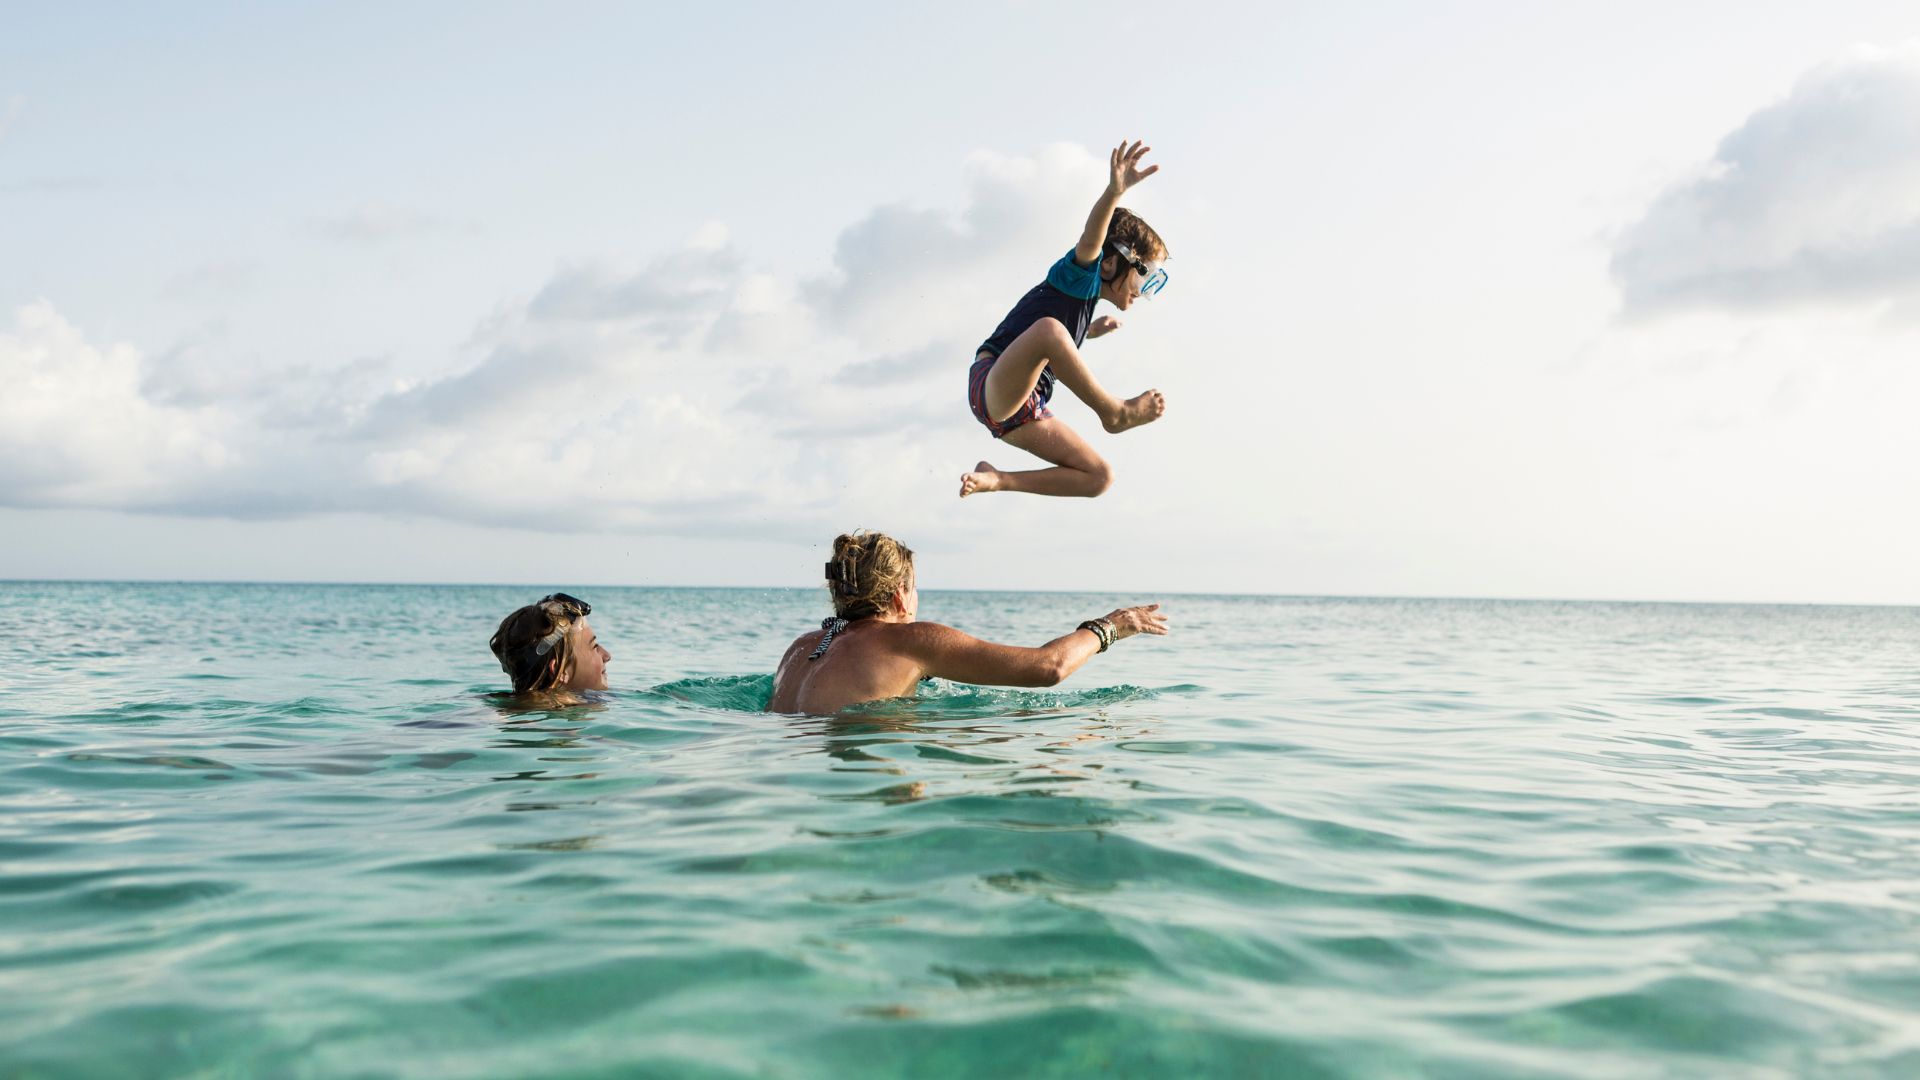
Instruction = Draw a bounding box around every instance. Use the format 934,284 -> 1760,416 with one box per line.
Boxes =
1078,618 -> 1115,652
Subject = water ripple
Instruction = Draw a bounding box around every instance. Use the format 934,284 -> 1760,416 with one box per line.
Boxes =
3,585 -> 1919,1076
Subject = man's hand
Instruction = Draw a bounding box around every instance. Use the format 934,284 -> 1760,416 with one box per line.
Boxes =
1104,604 -> 1169,642
1087,316 -> 1123,338
1108,139 -> 1158,195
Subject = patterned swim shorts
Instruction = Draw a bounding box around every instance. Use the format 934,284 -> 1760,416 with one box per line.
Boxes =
967,352 -> 1053,439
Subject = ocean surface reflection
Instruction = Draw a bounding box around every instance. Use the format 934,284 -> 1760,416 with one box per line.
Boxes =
2,584 -> 1918,1076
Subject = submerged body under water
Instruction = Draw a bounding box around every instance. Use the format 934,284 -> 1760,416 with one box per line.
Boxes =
2,582 -> 1918,1078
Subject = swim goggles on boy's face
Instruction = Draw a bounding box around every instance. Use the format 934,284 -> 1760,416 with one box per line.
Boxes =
1110,242 -> 1169,298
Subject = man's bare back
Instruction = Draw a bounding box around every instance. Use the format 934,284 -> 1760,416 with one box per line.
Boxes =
768,530 -> 1168,716
767,619 -> 927,715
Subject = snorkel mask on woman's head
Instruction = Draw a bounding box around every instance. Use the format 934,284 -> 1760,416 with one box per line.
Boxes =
533,593 -> 590,656
490,592 -> 596,693
540,593 -> 590,618
1108,241 -> 1169,297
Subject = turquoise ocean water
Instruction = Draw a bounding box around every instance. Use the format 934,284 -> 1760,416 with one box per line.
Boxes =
2,582 -> 1918,1078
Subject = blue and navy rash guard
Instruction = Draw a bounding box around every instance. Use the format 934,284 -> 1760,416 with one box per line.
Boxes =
977,251 -> 1104,408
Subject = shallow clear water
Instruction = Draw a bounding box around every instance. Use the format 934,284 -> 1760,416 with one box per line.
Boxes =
3,582 -> 1919,1078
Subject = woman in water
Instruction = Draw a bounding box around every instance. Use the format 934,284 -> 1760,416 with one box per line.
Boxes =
768,531 -> 1168,714
490,592 -> 612,700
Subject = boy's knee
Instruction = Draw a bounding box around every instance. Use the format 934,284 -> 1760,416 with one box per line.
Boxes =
1027,317 -> 1071,347
1084,460 -> 1114,497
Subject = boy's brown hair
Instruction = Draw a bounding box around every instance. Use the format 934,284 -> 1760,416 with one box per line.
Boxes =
1108,207 -> 1168,262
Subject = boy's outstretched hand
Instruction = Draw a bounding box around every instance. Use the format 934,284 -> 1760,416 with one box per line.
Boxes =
1087,316 -> 1122,338
1109,140 -> 1158,195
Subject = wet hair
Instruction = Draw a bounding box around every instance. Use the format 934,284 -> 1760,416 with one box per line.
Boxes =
824,531 -> 914,620
1107,207 -> 1168,263
490,593 -> 591,693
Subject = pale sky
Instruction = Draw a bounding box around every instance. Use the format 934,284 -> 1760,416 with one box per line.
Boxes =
4,2 -> 1919,604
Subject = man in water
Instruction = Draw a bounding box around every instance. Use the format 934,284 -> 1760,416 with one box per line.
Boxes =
767,531 -> 1168,714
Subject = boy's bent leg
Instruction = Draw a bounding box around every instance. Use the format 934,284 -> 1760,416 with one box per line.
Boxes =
983,319 -> 1119,422
982,319 -> 1166,434
960,417 -> 1114,498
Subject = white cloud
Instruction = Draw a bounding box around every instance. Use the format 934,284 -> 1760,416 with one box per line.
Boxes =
827,342 -> 954,388
0,145 -> 1096,535
806,143 -> 1125,348
1612,44 -> 1920,314
686,221 -> 729,250
527,244 -> 744,335
0,301 -> 233,509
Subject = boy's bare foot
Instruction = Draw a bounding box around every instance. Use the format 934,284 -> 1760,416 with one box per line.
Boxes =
959,461 -> 1004,498
1102,390 -> 1167,434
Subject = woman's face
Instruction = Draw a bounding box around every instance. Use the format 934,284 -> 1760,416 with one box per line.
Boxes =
558,618 -> 611,691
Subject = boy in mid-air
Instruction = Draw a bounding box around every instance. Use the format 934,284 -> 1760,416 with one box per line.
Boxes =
959,139 -> 1169,499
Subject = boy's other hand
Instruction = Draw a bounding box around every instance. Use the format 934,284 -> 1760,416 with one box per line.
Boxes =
1108,139 -> 1158,195
1087,316 -> 1122,338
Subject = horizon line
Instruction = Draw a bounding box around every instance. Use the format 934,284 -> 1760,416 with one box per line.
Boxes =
0,577 -> 1914,611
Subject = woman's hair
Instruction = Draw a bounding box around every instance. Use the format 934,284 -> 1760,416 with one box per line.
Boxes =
490,593 -> 590,693
824,531 -> 914,619
1108,207 -> 1168,262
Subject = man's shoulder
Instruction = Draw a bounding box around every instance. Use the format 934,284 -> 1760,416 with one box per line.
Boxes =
825,620 -> 948,651
776,631 -> 818,667
888,621 -> 962,649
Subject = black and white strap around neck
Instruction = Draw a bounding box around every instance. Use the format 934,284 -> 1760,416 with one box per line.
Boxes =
807,617 -> 850,661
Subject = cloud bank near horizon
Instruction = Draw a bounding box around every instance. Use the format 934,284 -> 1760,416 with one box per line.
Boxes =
0,144 -> 1118,536
1612,44 -> 1920,316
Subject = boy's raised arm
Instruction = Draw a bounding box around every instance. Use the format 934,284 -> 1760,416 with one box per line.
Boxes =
1073,139 -> 1159,267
